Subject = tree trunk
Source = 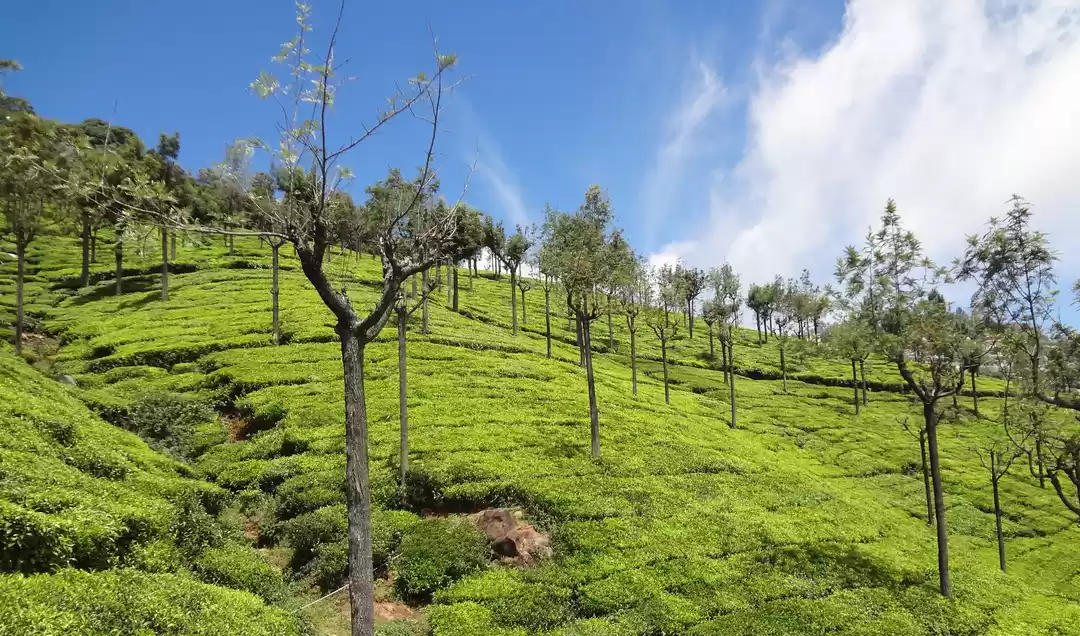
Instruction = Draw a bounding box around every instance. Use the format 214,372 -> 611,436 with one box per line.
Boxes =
728,342 -> 737,429
923,402 -> 952,598
755,314 -> 762,345
971,370 -> 979,416
630,327 -> 637,397
510,269 -> 518,336
452,267 -> 459,312
1036,439 -> 1046,488
607,304 -> 613,351
661,338 -> 670,405
160,226 -> 169,301
721,341 -> 729,385
115,231 -> 124,295
339,328 -> 375,636
577,312 -> 586,368
447,263 -> 453,306
397,307 -> 408,493
851,359 -> 860,415
992,465 -> 1005,572
421,270 -> 429,335
544,288 -> 551,359
80,213 -> 91,288
584,319 -> 600,459
920,429 -> 933,526
521,288 -> 527,325
14,242 -> 25,355
780,344 -> 787,392
271,243 -> 281,345
860,359 -> 868,406
708,326 -> 714,358
687,301 -> 694,339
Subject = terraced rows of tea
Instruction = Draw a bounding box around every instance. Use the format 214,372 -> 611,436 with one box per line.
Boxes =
3,231 -> 1080,635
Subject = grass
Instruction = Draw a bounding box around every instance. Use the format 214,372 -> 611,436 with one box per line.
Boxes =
2,228 -> 1079,634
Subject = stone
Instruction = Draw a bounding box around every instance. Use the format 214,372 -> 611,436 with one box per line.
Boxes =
469,507 -> 552,565
57,375 -> 78,387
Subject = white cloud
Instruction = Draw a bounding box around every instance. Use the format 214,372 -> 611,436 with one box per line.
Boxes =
658,0 -> 1080,295
453,97 -> 530,228
641,61 -> 726,246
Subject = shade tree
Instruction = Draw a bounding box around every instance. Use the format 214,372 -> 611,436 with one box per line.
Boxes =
648,263 -> 681,405
615,253 -> 650,396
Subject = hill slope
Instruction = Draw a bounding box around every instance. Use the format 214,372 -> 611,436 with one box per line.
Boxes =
4,231 -> 1080,635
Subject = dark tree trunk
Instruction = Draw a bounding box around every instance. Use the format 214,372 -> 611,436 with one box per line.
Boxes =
661,338 -> 670,405
708,326 -> 714,358
544,288 -> 551,359
396,307 -> 408,493
780,344 -> 788,392
452,267 -> 459,312
687,301 -> 694,339
577,306 -> 586,368
920,429 -> 933,526
755,314 -> 762,345
630,326 -> 638,397
971,370 -> 979,416
727,341 -> 737,429
923,402 -> 952,598
14,242 -> 25,355
583,318 -> 600,459
510,269 -> 518,336
860,359 -> 868,406
271,243 -> 281,345
520,287 -> 527,325
160,226 -> 169,301
115,231 -> 124,295
721,341 -> 729,385
339,328 -> 375,636
851,359 -> 860,415
1036,439 -> 1045,488
421,270 -> 429,335
80,213 -> 91,288
447,263 -> 453,306
992,462 -> 1005,572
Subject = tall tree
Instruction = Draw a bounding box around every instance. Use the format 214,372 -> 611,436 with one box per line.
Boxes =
746,283 -> 769,345
449,205 -> 483,307
711,264 -> 741,428
147,132 -> 181,300
678,265 -> 706,339
974,438 -> 1020,573
542,186 -> 622,457
860,199 -> 981,598
0,113 -> 71,354
648,263 -> 681,405
826,319 -> 872,413
774,276 -> 797,392
616,254 -> 649,396
224,7 -> 464,633
501,225 -> 533,336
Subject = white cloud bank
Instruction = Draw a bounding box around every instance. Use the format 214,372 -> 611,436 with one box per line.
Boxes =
657,0 -> 1080,290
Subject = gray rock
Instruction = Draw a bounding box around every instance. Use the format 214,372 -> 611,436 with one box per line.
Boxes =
57,374 -> 78,387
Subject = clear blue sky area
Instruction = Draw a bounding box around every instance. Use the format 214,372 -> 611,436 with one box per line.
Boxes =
2,0 -> 842,253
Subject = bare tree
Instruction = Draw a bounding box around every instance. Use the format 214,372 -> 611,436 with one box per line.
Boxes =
649,263 -> 681,405
974,440 -> 1020,572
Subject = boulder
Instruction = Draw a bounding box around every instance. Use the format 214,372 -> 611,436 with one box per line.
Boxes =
469,508 -> 552,565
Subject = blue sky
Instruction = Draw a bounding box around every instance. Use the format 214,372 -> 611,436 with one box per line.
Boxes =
2,0 -> 839,254
5,0 -> 1080,319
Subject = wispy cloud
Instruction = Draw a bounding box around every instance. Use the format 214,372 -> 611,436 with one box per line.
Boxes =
652,0 -> 1080,295
641,60 -> 726,247
453,96 -> 530,228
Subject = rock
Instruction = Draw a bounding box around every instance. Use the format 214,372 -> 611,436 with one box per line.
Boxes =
57,375 -> 78,387
469,508 -> 552,565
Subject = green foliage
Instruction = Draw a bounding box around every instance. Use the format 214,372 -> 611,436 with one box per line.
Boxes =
193,543 -> 288,604
393,517 -> 489,601
0,568 -> 302,635
126,391 -> 216,458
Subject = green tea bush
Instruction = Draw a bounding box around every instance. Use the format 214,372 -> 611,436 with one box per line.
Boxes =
394,517 -> 490,601
292,506 -> 419,590
193,543 -> 288,604
126,392 -> 216,458
0,568 -> 302,635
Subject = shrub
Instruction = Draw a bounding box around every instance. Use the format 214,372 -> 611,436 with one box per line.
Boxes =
127,393 -> 216,459
296,507 -> 419,590
0,568 -> 302,635
169,491 -> 226,557
193,543 -> 288,604
393,517 -> 489,601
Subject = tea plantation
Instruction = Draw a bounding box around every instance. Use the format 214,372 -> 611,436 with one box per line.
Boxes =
3,230 -> 1080,635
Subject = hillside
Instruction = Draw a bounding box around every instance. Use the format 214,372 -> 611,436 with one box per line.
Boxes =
3,230 -> 1080,635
